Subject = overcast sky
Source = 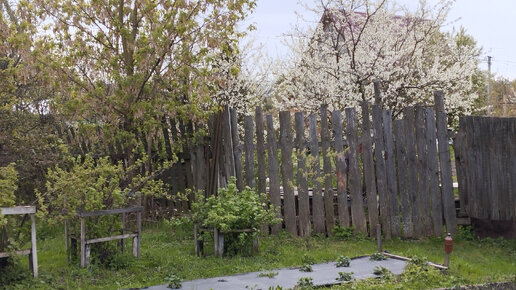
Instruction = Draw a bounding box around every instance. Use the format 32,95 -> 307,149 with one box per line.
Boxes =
242,0 -> 516,80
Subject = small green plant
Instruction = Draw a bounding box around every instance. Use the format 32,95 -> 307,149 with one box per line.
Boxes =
165,274 -> 182,289
373,266 -> 393,280
370,252 -> 387,261
300,264 -> 313,272
258,271 -> 278,278
295,277 -> 314,288
335,255 -> 351,267
336,271 -> 354,282
456,225 -> 475,241
332,225 -> 354,240
301,254 -> 315,265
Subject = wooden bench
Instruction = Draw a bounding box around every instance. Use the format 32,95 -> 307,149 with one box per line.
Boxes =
75,206 -> 143,268
0,206 -> 38,277
194,225 -> 258,257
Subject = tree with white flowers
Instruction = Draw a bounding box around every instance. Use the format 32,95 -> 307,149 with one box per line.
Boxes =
275,0 -> 481,122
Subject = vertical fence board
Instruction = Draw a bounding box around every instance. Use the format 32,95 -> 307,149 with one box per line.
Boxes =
266,115 -> 282,234
372,105 -> 391,238
360,102 -> 379,237
309,114 -> 326,234
425,108 -> 444,236
230,108 -> 244,191
221,106 -> 236,187
332,110 -> 351,228
279,111 -> 297,236
345,108 -> 368,235
244,116 -> 255,188
320,105 -> 335,234
404,107 -> 419,236
393,119 -> 413,238
434,91 -> 457,235
255,107 -> 267,195
382,110 -> 400,237
295,112 -> 311,237
415,106 -> 432,236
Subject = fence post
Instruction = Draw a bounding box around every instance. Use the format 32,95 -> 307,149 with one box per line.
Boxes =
244,116 -> 255,188
80,216 -> 86,268
266,115 -> 282,234
295,112 -> 311,237
332,110 -> 351,228
309,114 -> 325,234
434,91 -> 457,235
360,102 -> 378,237
30,213 -> 38,277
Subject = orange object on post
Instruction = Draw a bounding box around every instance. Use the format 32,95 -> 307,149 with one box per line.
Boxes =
444,233 -> 453,254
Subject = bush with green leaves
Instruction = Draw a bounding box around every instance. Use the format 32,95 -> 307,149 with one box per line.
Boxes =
373,266 -> 394,280
37,154 -> 166,265
189,178 -> 280,255
1,164 -> 18,247
335,255 -> 351,267
331,225 -> 367,241
165,274 -> 182,289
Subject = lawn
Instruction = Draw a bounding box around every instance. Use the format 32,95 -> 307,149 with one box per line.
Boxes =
2,223 -> 515,289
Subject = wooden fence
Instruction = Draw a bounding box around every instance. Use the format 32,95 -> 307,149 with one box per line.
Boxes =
206,91 -> 457,239
454,116 -> 516,222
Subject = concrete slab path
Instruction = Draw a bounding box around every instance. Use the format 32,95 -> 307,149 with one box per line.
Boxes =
145,255 -> 407,289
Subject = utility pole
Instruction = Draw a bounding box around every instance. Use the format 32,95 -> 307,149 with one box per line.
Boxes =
487,56 -> 492,115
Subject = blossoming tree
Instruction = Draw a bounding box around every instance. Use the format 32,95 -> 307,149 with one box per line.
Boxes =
275,0 -> 481,122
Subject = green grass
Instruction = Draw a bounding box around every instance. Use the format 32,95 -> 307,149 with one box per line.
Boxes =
3,223 -> 516,289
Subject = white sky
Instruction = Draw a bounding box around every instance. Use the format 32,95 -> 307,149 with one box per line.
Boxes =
242,0 -> 516,80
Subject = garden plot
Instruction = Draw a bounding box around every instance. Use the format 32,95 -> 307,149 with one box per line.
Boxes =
146,255 -> 407,289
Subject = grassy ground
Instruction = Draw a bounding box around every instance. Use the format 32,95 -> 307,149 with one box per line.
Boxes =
2,223 -> 515,289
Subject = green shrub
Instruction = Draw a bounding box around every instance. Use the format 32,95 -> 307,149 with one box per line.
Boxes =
165,274 -> 182,289
373,266 -> 393,280
299,264 -> 313,272
188,178 -> 280,256
332,225 -> 367,241
38,154 -> 166,265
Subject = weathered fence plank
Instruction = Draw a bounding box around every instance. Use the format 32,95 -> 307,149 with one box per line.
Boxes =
425,108 -> 444,236
309,114 -> 326,234
332,110 -> 351,228
360,102 -> 379,237
266,115 -> 282,234
244,116 -> 255,188
415,106 -> 431,236
279,111 -> 297,236
345,108 -> 368,235
434,91 -> 457,235
393,119 -> 413,238
372,104 -> 391,238
255,107 -> 267,196
404,107 -> 419,237
230,108 -> 244,191
295,112 -> 311,237
382,109 -> 400,237
221,106 -> 236,187
320,105 -> 335,234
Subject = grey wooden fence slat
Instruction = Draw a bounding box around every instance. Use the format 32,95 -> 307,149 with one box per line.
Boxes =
222,106 -> 236,186
360,102 -> 379,237
372,104 -> 391,238
309,114 -> 326,234
255,107 -> 267,196
295,112 -> 311,237
393,119 -> 413,238
424,108 -> 444,236
244,115 -> 256,188
279,111 -> 297,236
230,108 -> 244,191
382,110 -> 400,237
454,117 -> 468,216
345,108 -> 368,235
320,105 -> 335,234
403,107 -> 419,236
434,91 -> 457,235
266,114 -> 282,234
415,106 -> 432,236
331,110 -> 351,228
